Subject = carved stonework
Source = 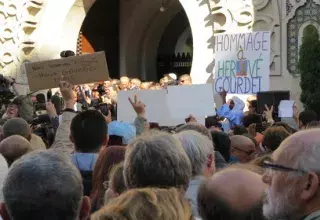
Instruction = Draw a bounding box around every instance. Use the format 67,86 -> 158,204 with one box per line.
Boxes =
210,0 -> 254,34
287,0 -> 294,15
285,0 -> 309,21
252,0 -> 281,75
287,0 -> 320,74
0,0 -> 43,81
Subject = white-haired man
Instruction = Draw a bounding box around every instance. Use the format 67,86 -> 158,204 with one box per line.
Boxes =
174,130 -> 215,218
123,131 -> 192,191
262,129 -> 320,220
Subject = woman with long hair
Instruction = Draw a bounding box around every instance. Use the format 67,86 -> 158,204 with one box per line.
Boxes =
92,188 -> 193,220
90,146 -> 126,212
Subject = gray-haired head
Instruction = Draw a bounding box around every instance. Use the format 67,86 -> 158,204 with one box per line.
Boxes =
124,131 -> 192,191
174,130 -> 215,177
176,122 -> 212,140
0,135 -> 33,167
0,155 -> 8,202
3,118 -> 31,140
2,150 -> 83,220
262,129 -> 320,220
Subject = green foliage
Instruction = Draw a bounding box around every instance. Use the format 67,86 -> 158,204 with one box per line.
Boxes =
298,25 -> 320,116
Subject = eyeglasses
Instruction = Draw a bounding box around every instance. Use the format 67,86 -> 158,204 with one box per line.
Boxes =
262,161 -> 307,174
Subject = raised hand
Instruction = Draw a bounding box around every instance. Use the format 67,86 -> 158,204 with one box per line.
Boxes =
264,105 -> 274,122
185,115 -> 197,123
46,102 -> 57,117
128,95 -> 146,117
59,81 -> 75,109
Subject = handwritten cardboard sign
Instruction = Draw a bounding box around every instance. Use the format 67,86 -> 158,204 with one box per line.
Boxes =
214,31 -> 270,94
25,52 -> 109,91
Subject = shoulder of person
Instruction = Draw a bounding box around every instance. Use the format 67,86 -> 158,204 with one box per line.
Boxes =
30,134 -> 46,150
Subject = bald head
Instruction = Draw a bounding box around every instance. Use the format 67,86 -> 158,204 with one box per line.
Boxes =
140,82 -> 150,90
230,135 -> 255,163
130,78 -> 141,88
274,129 -> 320,168
230,135 -> 255,151
262,129 -> 320,220
208,168 -> 266,210
198,168 -> 266,220
120,76 -> 129,82
120,76 -> 130,90
3,118 -> 31,140
0,135 -> 33,166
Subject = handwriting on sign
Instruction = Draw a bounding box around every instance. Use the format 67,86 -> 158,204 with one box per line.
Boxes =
214,31 -> 270,94
25,51 -> 110,91
216,56 -> 264,78
215,32 -> 269,52
48,62 -> 72,68
31,65 -> 44,71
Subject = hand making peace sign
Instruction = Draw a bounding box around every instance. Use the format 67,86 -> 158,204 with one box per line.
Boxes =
128,95 -> 146,117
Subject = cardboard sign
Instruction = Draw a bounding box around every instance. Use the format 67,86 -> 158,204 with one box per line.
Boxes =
25,52 -> 109,91
214,31 -> 270,94
117,84 -> 215,126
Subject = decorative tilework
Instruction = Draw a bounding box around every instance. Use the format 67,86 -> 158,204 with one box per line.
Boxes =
287,0 -> 320,74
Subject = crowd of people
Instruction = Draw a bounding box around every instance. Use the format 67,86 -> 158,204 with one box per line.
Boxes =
0,72 -> 319,220
68,74 -> 192,111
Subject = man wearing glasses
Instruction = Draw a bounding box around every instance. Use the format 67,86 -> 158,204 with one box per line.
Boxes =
262,129 -> 320,220
229,135 -> 256,163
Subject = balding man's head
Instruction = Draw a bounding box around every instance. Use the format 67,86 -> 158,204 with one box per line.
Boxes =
120,76 -> 129,82
230,135 -> 255,163
273,129 -> 320,165
0,135 -> 33,166
263,129 -> 320,220
179,74 -> 192,85
140,82 -> 150,90
119,76 -> 130,90
3,118 -> 31,141
198,168 -> 266,220
130,78 -> 141,89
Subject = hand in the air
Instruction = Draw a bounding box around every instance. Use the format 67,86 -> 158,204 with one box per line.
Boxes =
128,95 -> 146,117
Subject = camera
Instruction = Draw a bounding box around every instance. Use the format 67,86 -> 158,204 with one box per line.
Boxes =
83,84 -> 110,117
92,84 -> 106,96
60,50 -> 75,58
0,74 -> 15,105
31,114 -> 55,148
92,101 -> 110,117
34,94 -> 47,115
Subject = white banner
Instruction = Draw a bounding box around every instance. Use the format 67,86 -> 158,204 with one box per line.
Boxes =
214,31 -> 270,94
117,84 -> 215,126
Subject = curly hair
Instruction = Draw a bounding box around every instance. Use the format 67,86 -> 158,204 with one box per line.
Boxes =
262,126 -> 290,152
92,188 -> 192,220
